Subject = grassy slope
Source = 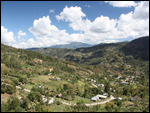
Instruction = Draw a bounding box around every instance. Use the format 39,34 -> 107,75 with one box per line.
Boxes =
1,44 -> 101,103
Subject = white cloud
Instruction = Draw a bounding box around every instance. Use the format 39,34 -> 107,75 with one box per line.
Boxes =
70,33 -> 85,42
17,30 -> 26,39
90,15 -> 117,33
56,6 -> 118,34
55,6 -> 119,41
105,1 -> 137,7
56,6 -> 92,32
49,9 -> 55,13
28,15 -> 70,48
56,6 -> 86,22
117,1 -> 149,38
17,30 -> 26,36
133,1 -> 149,19
1,26 -> 16,44
2,2 -> 149,48
69,19 -> 92,32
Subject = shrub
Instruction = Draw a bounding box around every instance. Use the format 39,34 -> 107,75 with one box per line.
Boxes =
7,97 -> 20,110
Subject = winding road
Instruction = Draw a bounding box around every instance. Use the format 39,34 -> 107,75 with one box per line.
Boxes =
60,95 -> 116,106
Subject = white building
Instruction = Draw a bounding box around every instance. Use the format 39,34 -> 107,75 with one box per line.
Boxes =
48,97 -> 54,104
42,96 -> 54,104
91,95 -> 107,101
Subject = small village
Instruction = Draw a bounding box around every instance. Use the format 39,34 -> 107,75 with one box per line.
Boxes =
1,65 -> 146,110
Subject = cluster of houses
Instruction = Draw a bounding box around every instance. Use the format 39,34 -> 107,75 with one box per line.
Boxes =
42,95 -> 54,104
86,78 -> 105,88
16,85 -> 31,93
115,75 -> 140,84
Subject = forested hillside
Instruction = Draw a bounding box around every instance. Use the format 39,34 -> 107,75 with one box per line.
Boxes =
32,36 -> 149,77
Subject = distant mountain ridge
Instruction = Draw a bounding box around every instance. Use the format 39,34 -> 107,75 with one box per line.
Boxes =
27,42 -> 93,50
30,36 -> 149,62
50,42 -> 93,49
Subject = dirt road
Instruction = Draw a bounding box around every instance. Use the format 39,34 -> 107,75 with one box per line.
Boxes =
60,95 -> 116,106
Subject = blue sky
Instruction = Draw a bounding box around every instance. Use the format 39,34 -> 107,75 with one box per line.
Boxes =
1,1 -> 149,48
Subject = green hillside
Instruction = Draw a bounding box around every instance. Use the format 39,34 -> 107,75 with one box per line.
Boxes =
1,36 -> 149,112
32,36 -> 149,77
120,36 -> 149,61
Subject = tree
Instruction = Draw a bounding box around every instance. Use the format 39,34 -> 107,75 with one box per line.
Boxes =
27,91 -> 42,103
15,106 -> 25,112
3,68 -> 9,75
1,102 -> 8,112
27,92 -> 36,102
123,86 -> 129,96
114,99 -> 122,112
76,86 -> 82,96
75,100 -> 87,112
19,76 -> 27,84
35,104 -> 43,112
105,102 -> 117,112
21,98 -> 29,110
1,83 -> 16,94
105,82 -> 110,96
7,84 -> 16,94
7,97 -> 20,110
91,105 -> 101,112
129,99 -> 149,112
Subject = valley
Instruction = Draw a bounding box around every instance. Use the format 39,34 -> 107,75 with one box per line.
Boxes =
1,36 -> 149,112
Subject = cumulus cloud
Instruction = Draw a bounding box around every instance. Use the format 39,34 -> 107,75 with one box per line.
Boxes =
56,6 -> 86,22
56,6 -> 119,40
90,15 -> 117,33
2,1 -> 149,48
28,15 -> 71,48
56,6 -> 118,34
17,30 -> 26,39
1,26 -> 16,44
117,1 -> 149,38
56,6 -> 92,32
105,1 -> 137,7
133,1 -> 149,19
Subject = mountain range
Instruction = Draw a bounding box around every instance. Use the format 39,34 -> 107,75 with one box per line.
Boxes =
30,36 -> 149,77
27,42 -> 93,50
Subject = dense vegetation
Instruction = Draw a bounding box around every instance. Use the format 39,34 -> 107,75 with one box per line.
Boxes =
1,36 -> 149,112
32,36 -> 149,78
121,36 -> 149,61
